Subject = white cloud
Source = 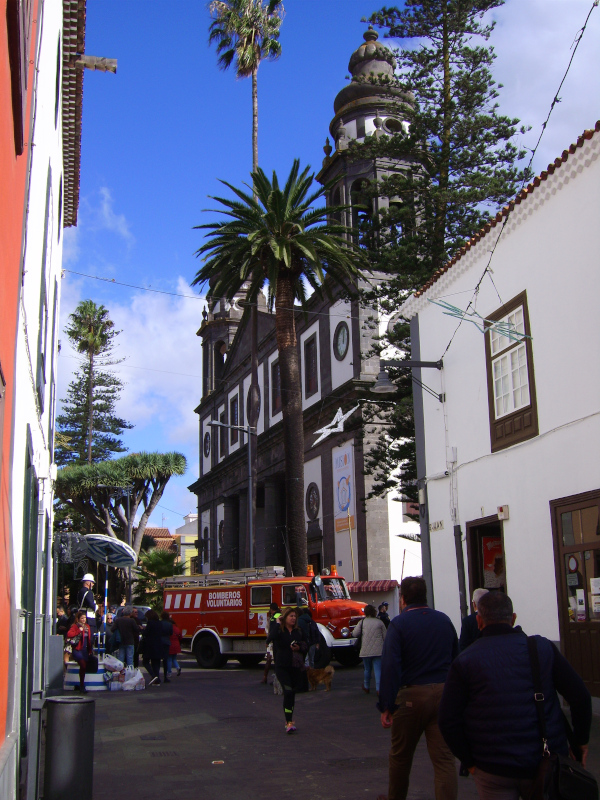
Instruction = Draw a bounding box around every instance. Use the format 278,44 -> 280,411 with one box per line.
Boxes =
96,186 -> 134,242
490,0 -> 600,174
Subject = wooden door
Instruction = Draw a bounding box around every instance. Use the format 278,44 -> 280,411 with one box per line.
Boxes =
466,516 -> 506,597
551,490 -> 600,696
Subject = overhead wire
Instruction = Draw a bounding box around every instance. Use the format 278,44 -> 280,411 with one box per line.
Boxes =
437,0 -> 598,361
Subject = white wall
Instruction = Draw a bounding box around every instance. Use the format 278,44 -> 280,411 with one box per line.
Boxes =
387,495 -> 422,582
304,454 -> 322,557
329,300 -> 353,390
300,321 -> 321,411
401,132 -> 600,638
216,403 -> 225,462
227,386 -> 240,454
267,349 -> 282,427
216,502 -> 224,559
242,365 -> 265,436
201,415 -> 212,474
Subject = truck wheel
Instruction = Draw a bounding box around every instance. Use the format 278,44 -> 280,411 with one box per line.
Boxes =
237,654 -> 264,668
334,649 -> 361,668
193,635 -> 226,669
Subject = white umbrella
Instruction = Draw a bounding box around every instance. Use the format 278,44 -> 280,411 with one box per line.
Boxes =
82,535 -> 137,651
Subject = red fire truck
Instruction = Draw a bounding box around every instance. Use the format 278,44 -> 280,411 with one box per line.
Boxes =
163,565 -> 365,668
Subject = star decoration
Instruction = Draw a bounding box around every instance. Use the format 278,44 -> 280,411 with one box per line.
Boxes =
428,299 -> 532,342
312,405 -> 360,447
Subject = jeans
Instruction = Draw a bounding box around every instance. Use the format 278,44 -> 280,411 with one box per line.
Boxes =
118,644 -> 134,667
472,768 -> 534,800
167,655 -> 180,673
389,684 -> 457,800
362,656 -> 382,691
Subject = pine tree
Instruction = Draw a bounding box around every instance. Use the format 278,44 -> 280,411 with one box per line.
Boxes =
357,0 -> 530,500
55,300 -> 133,466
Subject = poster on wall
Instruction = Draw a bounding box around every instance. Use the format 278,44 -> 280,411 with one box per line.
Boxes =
482,536 -> 505,590
332,441 -> 358,580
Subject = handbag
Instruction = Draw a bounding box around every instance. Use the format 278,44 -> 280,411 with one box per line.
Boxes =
86,654 -> 99,674
527,636 -> 598,800
353,619 -> 363,654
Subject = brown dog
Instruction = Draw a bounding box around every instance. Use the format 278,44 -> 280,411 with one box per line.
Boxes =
307,665 -> 335,692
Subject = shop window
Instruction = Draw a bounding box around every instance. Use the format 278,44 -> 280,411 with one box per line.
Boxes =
271,360 -> 281,415
304,334 -> 318,398
484,291 -> 538,452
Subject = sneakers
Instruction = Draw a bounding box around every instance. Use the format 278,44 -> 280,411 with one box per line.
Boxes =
362,687 -> 370,694
285,722 -> 296,734
149,677 -> 160,686
177,668 -> 181,677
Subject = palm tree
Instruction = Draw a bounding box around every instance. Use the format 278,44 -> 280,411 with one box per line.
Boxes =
208,0 -> 284,173
133,547 -> 184,609
192,160 -> 368,576
64,300 -> 119,463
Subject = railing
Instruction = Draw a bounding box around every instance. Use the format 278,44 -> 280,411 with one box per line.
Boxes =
162,565 -> 286,588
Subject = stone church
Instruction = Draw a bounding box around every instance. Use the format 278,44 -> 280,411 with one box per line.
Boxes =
188,28 -> 416,580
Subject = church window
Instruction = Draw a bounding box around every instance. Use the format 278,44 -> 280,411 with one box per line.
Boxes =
304,334 -> 318,398
330,186 -> 342,225
230,395 -> 239,444
214,341 -> 226,387
271,360 -> 282,415
356,117 -> 365,139
351,179 -> 372,246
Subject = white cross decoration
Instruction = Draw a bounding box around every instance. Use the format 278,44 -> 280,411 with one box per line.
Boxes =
312,405 -> 360,447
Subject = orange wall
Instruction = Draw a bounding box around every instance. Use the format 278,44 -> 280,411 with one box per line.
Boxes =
0,0 -> 39,746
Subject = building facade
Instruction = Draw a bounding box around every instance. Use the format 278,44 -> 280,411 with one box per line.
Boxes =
189,29 -> 419,583
400,123 -> 600,695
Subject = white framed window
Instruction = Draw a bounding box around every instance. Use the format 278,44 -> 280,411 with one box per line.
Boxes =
492,342 -> 530,419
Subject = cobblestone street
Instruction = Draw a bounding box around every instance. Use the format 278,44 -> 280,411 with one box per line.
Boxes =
91,654 -> 478,800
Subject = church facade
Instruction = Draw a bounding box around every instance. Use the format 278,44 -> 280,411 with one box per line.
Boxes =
189,29 -> 416,581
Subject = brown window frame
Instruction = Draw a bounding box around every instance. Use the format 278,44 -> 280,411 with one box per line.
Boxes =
271,360 -> 282,416
484,290 -> 538,452
304,333 -> 318,398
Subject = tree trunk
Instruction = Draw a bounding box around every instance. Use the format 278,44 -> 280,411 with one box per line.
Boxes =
275,274 -> 306,576
87,351 -> 94,463
432,0 -> 451,272
247,303 -> 259,567
252,66 -> 258,173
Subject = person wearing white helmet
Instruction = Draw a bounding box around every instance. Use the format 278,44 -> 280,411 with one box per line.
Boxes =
77,573 -> 98,636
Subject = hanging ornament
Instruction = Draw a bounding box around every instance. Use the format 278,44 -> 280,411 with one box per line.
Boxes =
312,405 -> 360,447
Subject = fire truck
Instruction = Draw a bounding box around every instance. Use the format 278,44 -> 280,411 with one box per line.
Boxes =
163,565 -> 365,669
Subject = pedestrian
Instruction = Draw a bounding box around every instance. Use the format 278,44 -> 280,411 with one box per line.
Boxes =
77,573 -> 98,638
353,604 -> 386,694
261,602 -> 281,684
271,607 -> 307,734
167,615 -> 182,677
111,605 -> 139,667
104,612 -> 117,654
438,591 -> 592,799
458,588 -> 488,652
141,609 -> 163,686
65,610 -> 93,693
298,608 -> 324,668
377,576 -> 458,800
56,605 -> 70,637
130,607 -> 142,666
377,602 -> 391,628
160,611 -> 174,683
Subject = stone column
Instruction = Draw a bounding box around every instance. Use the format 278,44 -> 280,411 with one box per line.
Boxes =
238,489 -> 248,569
264,478 -> 286,569
223,496 -> 239,571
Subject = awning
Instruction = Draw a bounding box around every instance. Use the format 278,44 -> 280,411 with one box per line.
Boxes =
347,580 -> 398,593
83,535 -> 136,568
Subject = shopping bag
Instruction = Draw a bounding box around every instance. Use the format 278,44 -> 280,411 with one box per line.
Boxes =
103,654 -> 124,672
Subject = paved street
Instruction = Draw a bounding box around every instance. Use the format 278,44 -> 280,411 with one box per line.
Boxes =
91,654 -> 475,800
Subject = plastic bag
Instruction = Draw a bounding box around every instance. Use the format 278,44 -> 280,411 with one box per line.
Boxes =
122,668 -> 145,691
103,654 -> 124,672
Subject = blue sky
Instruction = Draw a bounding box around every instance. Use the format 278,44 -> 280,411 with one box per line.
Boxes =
58,0 -> 600,533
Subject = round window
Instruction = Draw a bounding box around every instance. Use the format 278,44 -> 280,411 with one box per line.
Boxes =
333,321 -> 350,361
246,383 -> 261,422
203,431 -> 211,458
383,117 -> 403,134
306,482 -> 320,520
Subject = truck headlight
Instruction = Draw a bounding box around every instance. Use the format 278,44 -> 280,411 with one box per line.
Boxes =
340,627 -> 350,638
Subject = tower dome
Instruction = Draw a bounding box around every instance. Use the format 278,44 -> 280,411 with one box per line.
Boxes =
333,26 -> 412,119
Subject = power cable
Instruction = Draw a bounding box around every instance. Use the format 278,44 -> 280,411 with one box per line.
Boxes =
438,0 -> 598,360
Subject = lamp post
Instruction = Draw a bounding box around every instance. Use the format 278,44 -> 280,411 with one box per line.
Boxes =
208,420 -> 257,568
370,359 -> 443,394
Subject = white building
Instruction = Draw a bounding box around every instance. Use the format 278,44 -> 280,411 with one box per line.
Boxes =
399,122 -> 600,697
174,513 -> 200,575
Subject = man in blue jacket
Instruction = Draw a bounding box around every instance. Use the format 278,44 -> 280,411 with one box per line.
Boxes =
377,577 -> 459,800
438,591 -> 591,799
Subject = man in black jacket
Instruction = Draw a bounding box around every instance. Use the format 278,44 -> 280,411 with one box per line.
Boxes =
377,577 -> 458,800
77,574 -> 98,636
439,591 -> 591,799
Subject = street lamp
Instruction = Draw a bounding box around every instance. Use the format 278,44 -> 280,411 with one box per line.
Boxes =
208,420 -> 257,568
371,359 -> 443,394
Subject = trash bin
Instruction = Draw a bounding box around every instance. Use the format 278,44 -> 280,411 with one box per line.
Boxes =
44,696 -> 95,800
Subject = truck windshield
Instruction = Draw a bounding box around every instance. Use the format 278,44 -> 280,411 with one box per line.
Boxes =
318,578 -> 350,601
